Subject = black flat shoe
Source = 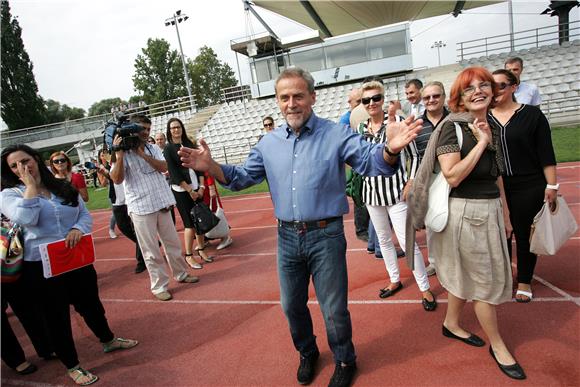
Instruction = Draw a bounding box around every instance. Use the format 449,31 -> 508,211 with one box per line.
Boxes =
15,362 -> 37,375
379,283 -> 403,298
442,325 -> 485,347
489,346 -> 526,380
422,291 -> 437,311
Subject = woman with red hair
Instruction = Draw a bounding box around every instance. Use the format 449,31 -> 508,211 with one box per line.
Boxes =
49,151 -> 89,202
426,67 -> 525,379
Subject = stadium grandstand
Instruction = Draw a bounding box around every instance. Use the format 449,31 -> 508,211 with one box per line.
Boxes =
1,1 -> 578,166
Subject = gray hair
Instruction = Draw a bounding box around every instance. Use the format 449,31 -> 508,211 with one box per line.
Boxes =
275,67 -> 315,94
422,81 -> 446,96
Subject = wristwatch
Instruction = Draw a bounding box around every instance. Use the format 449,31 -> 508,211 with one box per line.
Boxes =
546,183 -> 559,190
384,144 -> 400,157
199,185 -> 205,189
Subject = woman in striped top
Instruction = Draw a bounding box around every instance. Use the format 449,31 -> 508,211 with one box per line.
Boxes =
359,81 -> 436,311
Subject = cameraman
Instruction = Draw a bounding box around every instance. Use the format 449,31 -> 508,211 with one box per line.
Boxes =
109,114 -> 199,301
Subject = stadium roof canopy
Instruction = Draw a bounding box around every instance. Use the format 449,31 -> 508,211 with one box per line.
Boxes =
253,1 -> 503,38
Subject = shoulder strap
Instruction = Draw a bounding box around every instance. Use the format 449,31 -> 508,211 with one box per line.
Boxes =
454,122 -> 463,148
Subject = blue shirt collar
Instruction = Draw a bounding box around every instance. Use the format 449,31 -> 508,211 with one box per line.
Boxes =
283,112 -> 316,138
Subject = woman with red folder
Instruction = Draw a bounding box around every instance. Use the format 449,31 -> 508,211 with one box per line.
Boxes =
1,145 -> 138,386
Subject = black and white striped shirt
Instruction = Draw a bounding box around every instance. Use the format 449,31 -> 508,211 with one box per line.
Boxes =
360,114 -> 419,206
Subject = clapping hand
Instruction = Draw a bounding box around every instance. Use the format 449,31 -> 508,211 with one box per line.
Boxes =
385,115 -> 423,154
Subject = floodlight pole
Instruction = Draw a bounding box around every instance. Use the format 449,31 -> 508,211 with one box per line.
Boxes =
431,40 -> 446,67
165,11 -> 195,112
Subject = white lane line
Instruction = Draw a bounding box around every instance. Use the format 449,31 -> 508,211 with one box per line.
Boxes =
557,165 -> 580,169
533,275 -> 580,306
100,297 -> 579,305
510,263 -> 580,307
0,379 -> 64,387
223,194 -> 271,202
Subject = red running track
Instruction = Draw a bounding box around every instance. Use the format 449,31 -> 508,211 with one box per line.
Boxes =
2,162 -> 579,386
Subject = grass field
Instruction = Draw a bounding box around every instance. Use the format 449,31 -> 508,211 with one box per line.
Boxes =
85,126 -> 578,210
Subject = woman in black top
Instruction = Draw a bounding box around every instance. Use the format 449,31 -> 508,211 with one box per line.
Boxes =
163,118 -> 214,268
490,69 -> 557,303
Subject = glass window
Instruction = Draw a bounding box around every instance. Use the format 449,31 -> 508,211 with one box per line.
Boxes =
325,40 -> 367,67
253,59 -> 271,83
366,31 -> 407,60
289,48 -> 324,72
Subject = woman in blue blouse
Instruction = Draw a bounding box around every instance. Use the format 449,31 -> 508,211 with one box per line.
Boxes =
1,145 -> 137,386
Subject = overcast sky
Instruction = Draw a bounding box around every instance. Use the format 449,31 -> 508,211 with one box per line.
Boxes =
8,0 -> 579,112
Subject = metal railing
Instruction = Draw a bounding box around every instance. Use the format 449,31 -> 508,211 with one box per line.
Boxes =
543,95 -> 580,126
457,21 -> 579,61
222,85 -> 252,104
0,96 -> 196,147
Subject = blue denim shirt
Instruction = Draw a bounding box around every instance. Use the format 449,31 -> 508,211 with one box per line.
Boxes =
221,113 -> 399,222
1,186 -> 93,262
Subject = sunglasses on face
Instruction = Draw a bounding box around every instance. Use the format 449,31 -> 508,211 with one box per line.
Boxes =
422,94 -> 441,102
361,94 -> 383,105
497,82 -> 512,90
263,122 -> 273,127
52,158 -> 67,164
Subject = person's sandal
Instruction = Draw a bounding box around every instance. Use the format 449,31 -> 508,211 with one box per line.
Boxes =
185,253 -> 203,269
68,366 -> 99,386
195,247 -> 214,263
103,337 -> 139,353
515,289 -> 533,303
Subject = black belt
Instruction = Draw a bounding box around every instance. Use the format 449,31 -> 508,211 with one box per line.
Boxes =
278,217 -> 341,232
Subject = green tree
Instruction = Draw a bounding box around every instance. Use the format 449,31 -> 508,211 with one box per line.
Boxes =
1,0 -> 46,130
44,99 -> 85,124
88,97 -> 126,116
189,46 -> 238,108
132,38 -> 186,104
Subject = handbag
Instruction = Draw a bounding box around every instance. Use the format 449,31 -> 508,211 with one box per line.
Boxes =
190,201 -> 220,235
425,123 -> 463,232
205,198 -> 230,239
1,216 -> 24,283
530,196 -> 578,255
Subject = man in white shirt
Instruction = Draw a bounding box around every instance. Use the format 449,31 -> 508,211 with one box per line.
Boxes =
505,57 -> 542,106
110,114 -> 199,301
403,79 -> 425,117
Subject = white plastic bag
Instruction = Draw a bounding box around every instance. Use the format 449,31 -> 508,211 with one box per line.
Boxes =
530,196 -> 578,255
205,201 -> 229,239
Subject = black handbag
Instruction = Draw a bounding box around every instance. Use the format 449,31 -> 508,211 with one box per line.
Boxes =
190,201 -> 220,234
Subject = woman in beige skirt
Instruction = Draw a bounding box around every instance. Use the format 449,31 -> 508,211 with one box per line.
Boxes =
431,67 -> 525,380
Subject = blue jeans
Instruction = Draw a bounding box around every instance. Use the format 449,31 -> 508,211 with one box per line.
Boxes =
277,218 -> 356,364
367,219 -> 381,257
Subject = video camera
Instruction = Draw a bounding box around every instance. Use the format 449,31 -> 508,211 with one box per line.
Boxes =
103,113 -> 145,152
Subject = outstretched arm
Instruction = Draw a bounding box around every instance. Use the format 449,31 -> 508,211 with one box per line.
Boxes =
178,139 -> 226,183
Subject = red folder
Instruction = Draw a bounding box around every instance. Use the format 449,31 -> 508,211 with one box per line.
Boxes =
39,234 -> 95,278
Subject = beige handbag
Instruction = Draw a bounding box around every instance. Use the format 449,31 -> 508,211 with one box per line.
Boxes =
530,196 -> 578,255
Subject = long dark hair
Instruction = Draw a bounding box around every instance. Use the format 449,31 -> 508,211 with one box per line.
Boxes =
166,118 -> 195,148
492,69 -> 519,103
1,144 -> 80,206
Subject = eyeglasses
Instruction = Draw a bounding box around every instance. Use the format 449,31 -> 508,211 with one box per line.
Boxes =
263,123 -> 273,127
52,158 -> 67,164
497,82 -> 512,90
361,94 -> 383,105
462,82 -> 492,97
422,94 -> 441,102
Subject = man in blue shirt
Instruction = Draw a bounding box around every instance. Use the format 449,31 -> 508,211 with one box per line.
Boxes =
179,67 -> 422,387
338,88 -> 361,128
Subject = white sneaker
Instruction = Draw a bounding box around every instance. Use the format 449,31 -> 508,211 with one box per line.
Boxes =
108,229 -> 118,239
216,236 -> 233,250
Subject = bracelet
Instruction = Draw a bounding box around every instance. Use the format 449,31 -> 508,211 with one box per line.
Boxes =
199,185 -> 205,189
384,144 -> 400,157
546,183 -> 559,190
